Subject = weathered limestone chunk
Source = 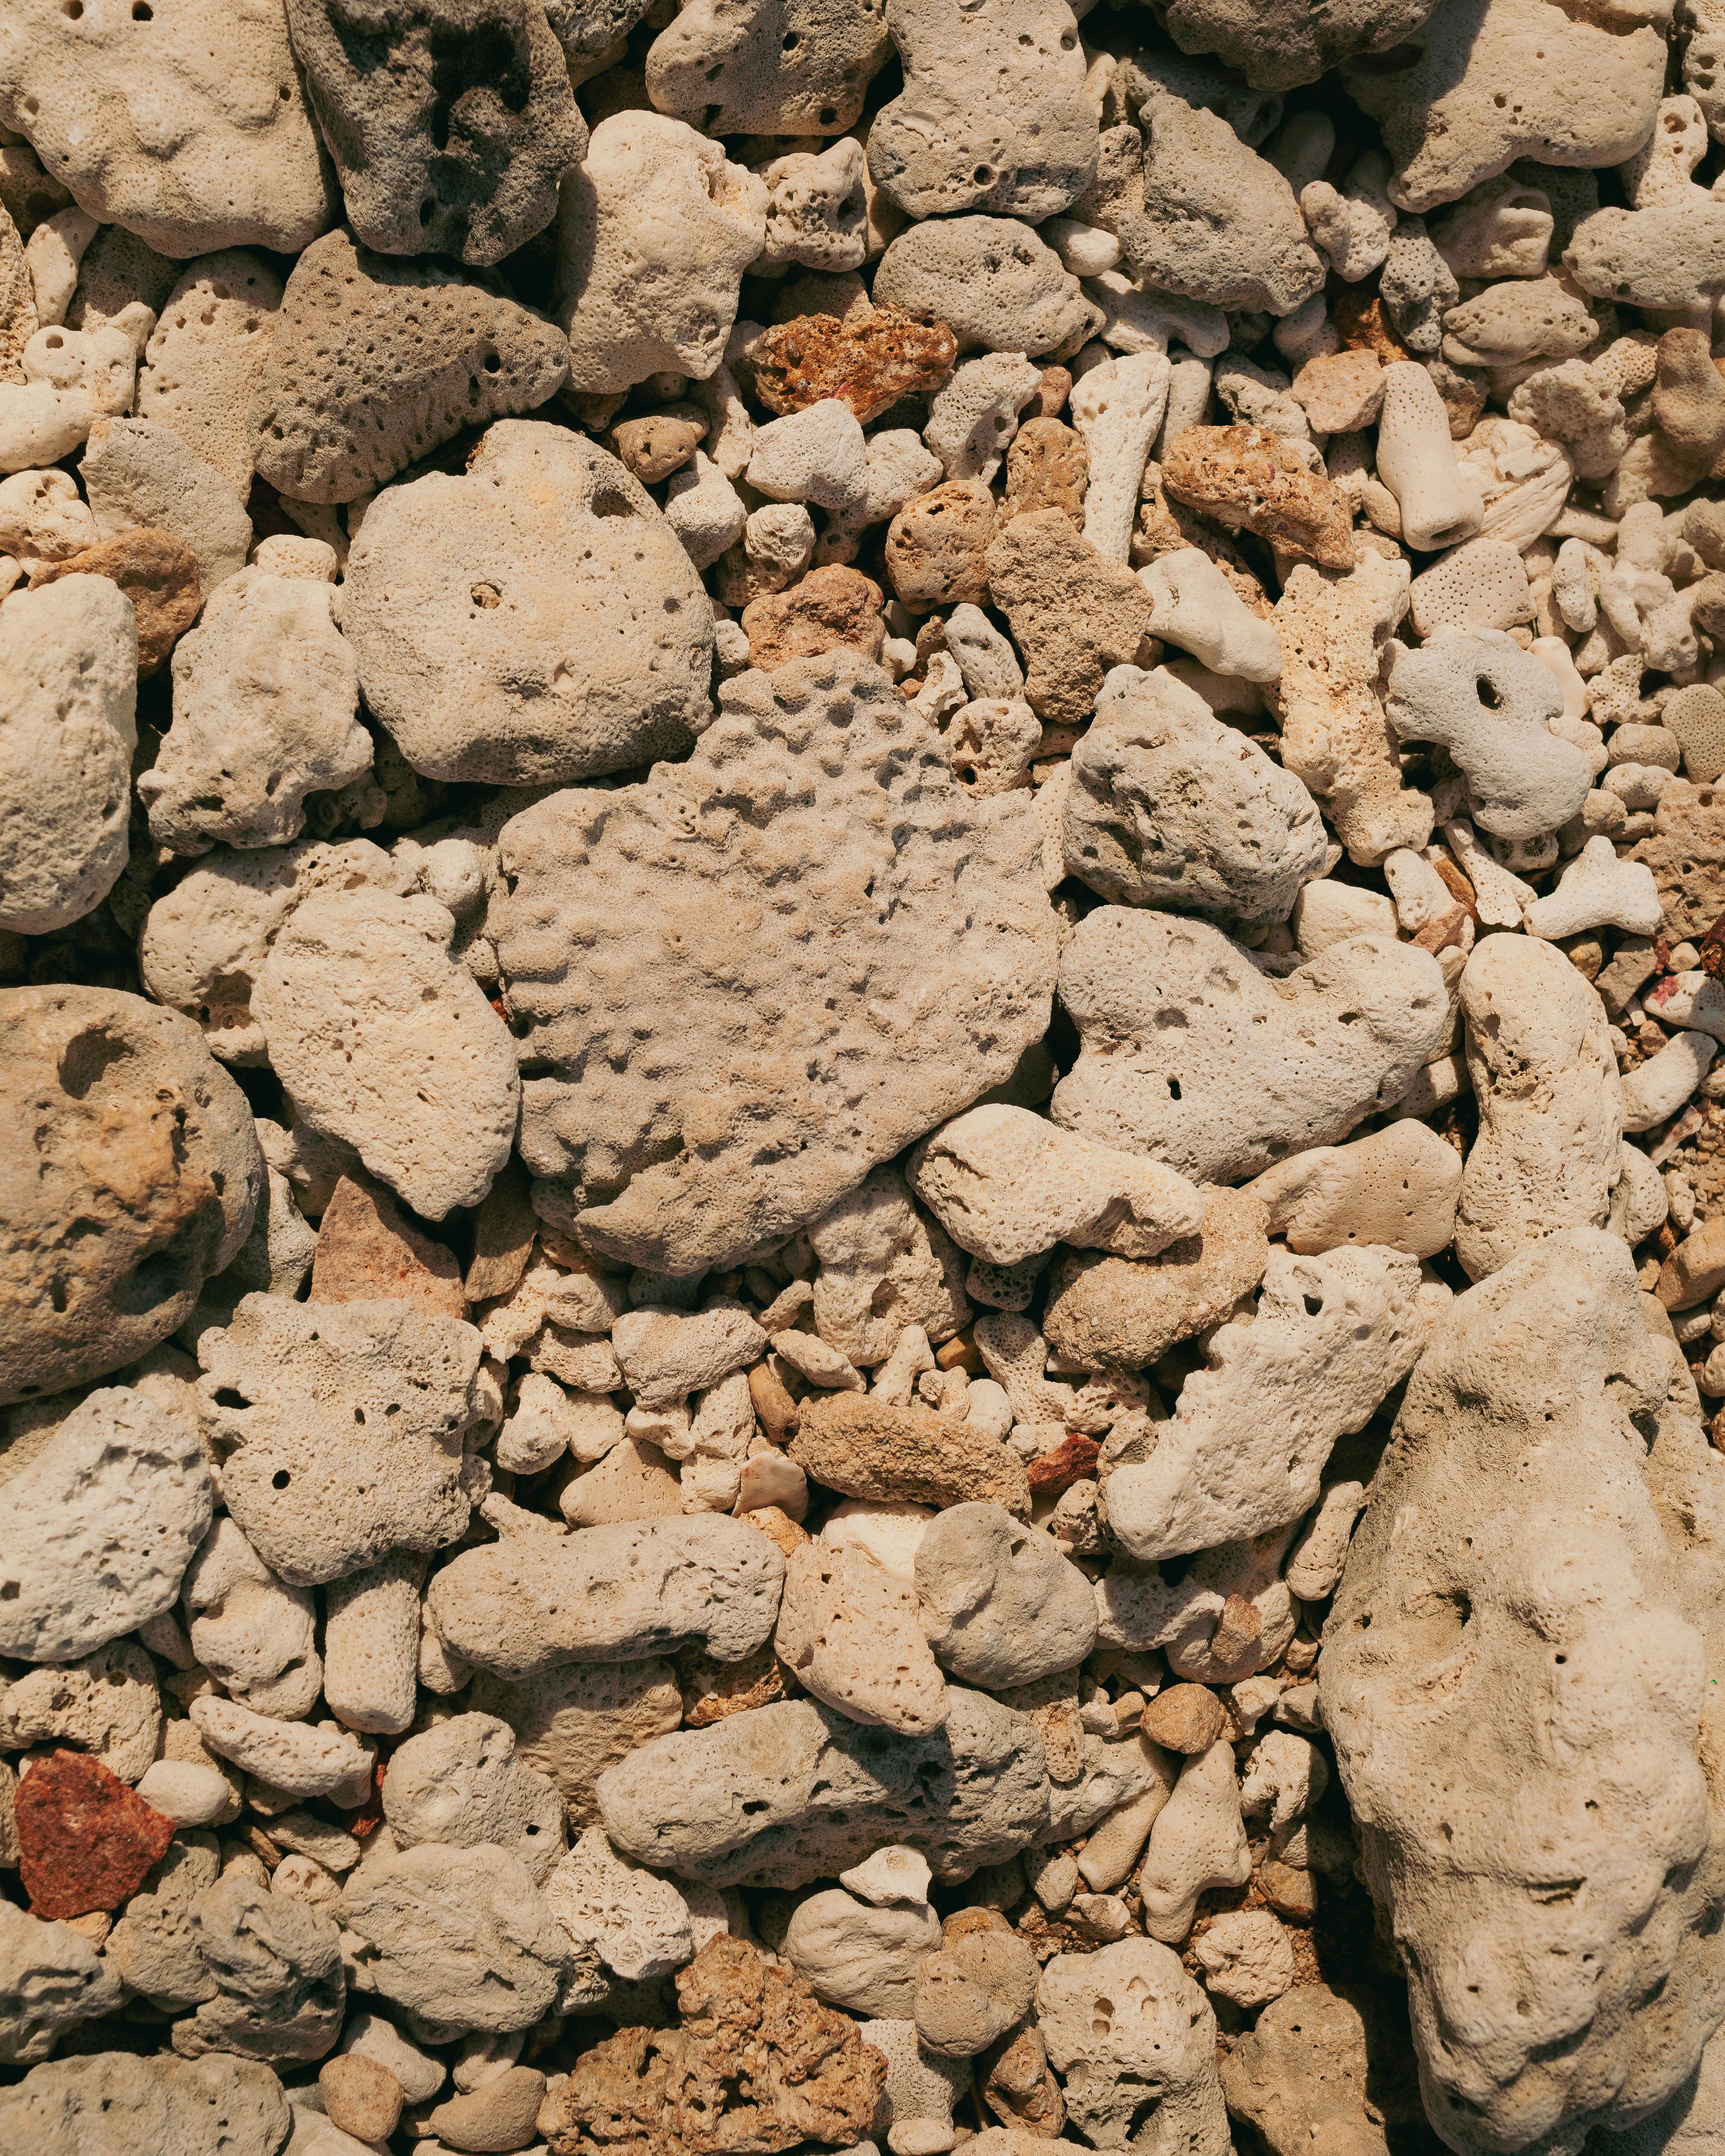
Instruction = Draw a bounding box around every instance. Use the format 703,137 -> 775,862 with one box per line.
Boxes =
0,2048 -> 291,2156
0,1903 -> 122,2063
984,510 -> 1159,728
1323,1229 -> 1725,2155
556,114 -> 766,394
427,1516 -> 787,1678
0,985 -> 262,1402
1455,932 -> 1624,1281
1341,0 -> 1667,215
0,573 -> 136,935
776,1538 -> 949,1734
1042,1185 -> 1269,1371
496,648 -> 1056,1274
542,1935 -> 885,2156
0,1387 -> 212,1661
0,1638 -> 161,1781
598,1690 -> 1050,1887
868,0 -> 1096,222
469,1658 -> 683,1828
873,217 -> 1098,356
0,0 -> 336,256
915,1502 -> 1098,1687
1103,1245 -> 1427,1561
1248,1118 -> 1464,1258
1050,909 -> 1450,1184
1220,1982 -> 1427,2156
341,1841 -> 578,2032
183,1515 -> 322,1720
907,1103 -> 1205,1267
254,885 -> 519,1219
81,416 -> 252,598
197,1292 -> 483,1585
792,1392 -> 1031,1513
284,0 -> 586,265
251,231 -> 569,504
174,1872 -> 343,2065
808,1165 -> 970,1366
343,420 -> 713,787
544,1824 -> 694,1981
1160,0 -> 1442,92
139,570 -> 369,857
1064,663 -> 1326,924
136,250 -> 282,495
1037,1939 -> 1231,2154
383,1712 -> 566,1882
644,0 -> 891,135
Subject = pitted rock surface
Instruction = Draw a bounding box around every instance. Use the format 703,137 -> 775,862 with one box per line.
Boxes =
343,419 -> 713,787
496,648 -> 1056,1274
249,229 -> 570,504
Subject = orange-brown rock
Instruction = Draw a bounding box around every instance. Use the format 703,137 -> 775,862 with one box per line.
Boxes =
542,1933 -> 886,2156
1334,287 -> 1411,366
742,566 -> 885,673
465,1155 -> 539,1304
791,1392 -> 1030,1514
885,481 -> 995,610
1162,426 -> 1356,570
310,1172 -> 467,1318
752,310 -> 957,426
983,509 -> 1158,727
675,1640 -> 793,1727
1025,1433 -> 1100,1497
1001,418 -> 1087,524
17,1751 -> 176,1919
610,407 -> 708,484
1140,1682 -> 1228,1755
32,528 -> 200,674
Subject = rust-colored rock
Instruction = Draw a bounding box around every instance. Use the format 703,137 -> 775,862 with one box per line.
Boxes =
1162,426 -> 1356,571
885,481 -> 995,611
16,1751 -> 176,1919
791,1392 -> 1030,1514
676,1640 -> 793,1728
742,566 -> 886,673
542,1932 -> 886,2156
753,310 -> 958,426
310,1172 -> 467,1318
983,509 -> 1158,728
1140,1682 -> 1227,1755
1633,780 -> 1725,945
1001,418 -> 1088,524
1333,287 -> 1411,366
1025,1433 -> 1100,1497
32,529 -> 200,674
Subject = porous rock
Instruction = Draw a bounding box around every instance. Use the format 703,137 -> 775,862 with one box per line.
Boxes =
15,1750 -> 175,1920
80,416 -> 252,599
984,509 -> 1158,728
340,1840 -> 578,2032
0,983 -> 262,1403
1102,1244 -> 1427,1561
1323,1229 -> 1725,2155
1042,1184 -> 1270,1371
0,572 -> 136,935
30,528 -> 200,675
1050,908 -> 1450,1185
0,1901 -> 122,2064
496,648 -> 1056,1274
342,419 -> 713,786
544,1823 -> 694,1981
0,0 -> 336,256
792,1392 -> 1031,1514
807,1163 -> 971,1368
174,1871 -> 343,2065
1248,1117 -> 1464,1259
782,1882 -> 942,2016
197,1291 -> 483,1585
1220,1981 -> 1425,2155
1036,1939 -> 1230,2154
868,0 -> 1096,223
776,1537 -> 948,1734
906,1102 -> 1205,1268
136,250 -> 282,495
0,2049 -> 291,2156
542,1934 -> 886,2156
752,308 -> 957,425
1341,0 -> 1668,216
383,1711 -> 565,1885
254,884 -> 519,1219
556,113 -> 766,395
251,230 -> 569,504
596,1688 -> 1050,1887
139,570 -> 369,857
1063,663 -> 1326,925
428,1516 -> 787,1679
1160,0 -> 1442,92
914,1502 -> 1097,1688
644,0 -> 892,136
873,217 -> 1097,357
284,0 -> 585,266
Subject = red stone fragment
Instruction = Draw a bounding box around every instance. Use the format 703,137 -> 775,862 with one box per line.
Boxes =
16,1751 -> 176,1919
1025,1433 -> 1100,1497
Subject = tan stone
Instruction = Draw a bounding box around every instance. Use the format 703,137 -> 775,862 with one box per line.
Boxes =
983,508 -> 1158,727
31,528 -> 198,674
1042,1186 -> 1269,1370
885,481 -> 995,610
309,1173 -> 466,1320
1139,1683 -> 1227,1755
1162,425 -> 1355,570
742,564 -> 885,672
610,408 -> 707,484
791,1392 -> 1031,1514
1000,418 -> 1087,524
320,2051 -> 404,2143
542,1934 -> 886,2156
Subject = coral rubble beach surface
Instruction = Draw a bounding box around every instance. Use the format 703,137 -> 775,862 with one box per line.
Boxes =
6,0 -> 1725,2150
